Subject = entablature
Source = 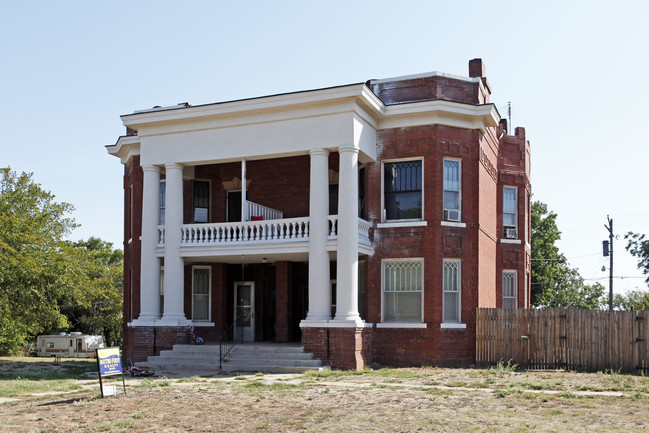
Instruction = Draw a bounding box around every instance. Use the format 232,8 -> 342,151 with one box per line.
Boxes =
107,83 -> 500,167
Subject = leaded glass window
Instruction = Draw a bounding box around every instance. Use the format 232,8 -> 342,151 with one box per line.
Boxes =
503,270 -> 517,309
443,260 -> 461,323
383,260 -> 423,322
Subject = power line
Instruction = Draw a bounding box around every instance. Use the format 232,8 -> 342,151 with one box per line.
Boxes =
531,258 -> 565,261
583,276 -> 645,281
531,276 -> 645,286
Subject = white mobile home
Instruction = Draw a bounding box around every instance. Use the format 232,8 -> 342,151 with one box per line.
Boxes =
37,332 -> 105,358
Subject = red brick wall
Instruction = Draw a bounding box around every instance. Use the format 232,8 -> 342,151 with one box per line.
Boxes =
191,155 -> 313,224
360,122 -> 488,367
301,327 -> 329,362
477,129 -> 499,308
302,327 -> 371,370
275,261 -> 294,342
496,126 -> 532,308
122,156 -> 143,356
124,326 -> 190,362
369,76 -> 480,106
370,326 -> 475,367
247,157 -> 311,218
123,326 -> 152,362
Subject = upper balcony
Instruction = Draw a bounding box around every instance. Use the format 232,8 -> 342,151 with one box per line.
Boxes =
156,208 -> 373,262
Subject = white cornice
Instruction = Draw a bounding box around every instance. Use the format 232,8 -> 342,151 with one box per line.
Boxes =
107,83 -> 500,165
106,135 -> 140,164
379,100 -> 499,133
121,84 -> 369,130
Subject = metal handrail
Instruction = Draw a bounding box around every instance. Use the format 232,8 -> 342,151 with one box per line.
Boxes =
219,317 -> 244,369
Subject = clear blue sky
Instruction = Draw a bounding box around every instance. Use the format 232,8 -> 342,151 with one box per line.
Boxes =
2,0 -> 648,294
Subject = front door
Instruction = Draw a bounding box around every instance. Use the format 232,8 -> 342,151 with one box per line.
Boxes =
227,191 -> 242,222
234,282 -> 254,342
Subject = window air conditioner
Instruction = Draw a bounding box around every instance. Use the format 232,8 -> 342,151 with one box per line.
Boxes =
444,209 -> 460,222
505,228 -> 518,239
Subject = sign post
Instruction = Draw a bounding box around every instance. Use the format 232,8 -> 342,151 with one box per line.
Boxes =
96,347 -> 126,397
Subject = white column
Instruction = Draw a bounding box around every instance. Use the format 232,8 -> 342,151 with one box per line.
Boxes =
158,163 -> 190,326
241,159 -> 248,222
132,165 -> 161,325
303,149 -> 331,324
334,145 -> 363,325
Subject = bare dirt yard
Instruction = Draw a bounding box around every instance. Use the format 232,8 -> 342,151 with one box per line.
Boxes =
1,358 -> 649,432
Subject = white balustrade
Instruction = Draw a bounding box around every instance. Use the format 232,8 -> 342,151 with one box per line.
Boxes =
180,217 -> 310,246
155,216 -> 372,248
358,218 -> 372,246
157,226 -> 165,246
327,216 -> 338,239
246,200 -> 283,221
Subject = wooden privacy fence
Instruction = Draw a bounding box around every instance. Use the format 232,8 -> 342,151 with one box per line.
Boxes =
476,308 -> 649,372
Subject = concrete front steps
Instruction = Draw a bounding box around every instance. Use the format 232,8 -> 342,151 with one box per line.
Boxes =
144,343 -> 328,374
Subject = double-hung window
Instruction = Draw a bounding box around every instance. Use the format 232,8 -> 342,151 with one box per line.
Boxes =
382,260 -> 423,322
384,160 -> 422,221
330,280 -> 337,318
443,159 -> 461,221
502,270 -> 517,309
193,181 -> 209,223
159,180 -> 166,225
192,267 -> 211,321
443,260 -> 461,323
159,267 -> 165,316
503,186 -> 517,238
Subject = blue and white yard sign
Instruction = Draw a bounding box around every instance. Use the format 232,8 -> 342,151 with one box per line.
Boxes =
97,347 -> 122,377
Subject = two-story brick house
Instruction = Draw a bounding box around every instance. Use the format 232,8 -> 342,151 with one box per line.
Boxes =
107,59 -> 531,369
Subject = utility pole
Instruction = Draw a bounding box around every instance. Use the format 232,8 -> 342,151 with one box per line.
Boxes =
604,216 -> 614,311
507,101 -> 512,135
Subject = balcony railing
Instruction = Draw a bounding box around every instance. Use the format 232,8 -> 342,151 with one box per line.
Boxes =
157,216 -> 372,248
246,201 -> 283,221
358,218 -> 371,244
182,217 -> 310,245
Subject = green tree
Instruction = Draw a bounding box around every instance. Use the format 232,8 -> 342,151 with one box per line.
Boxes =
60,238 -> 123,346
625,232 -> 649,286
613,289 -> 649,311
0,168 -> 78,354
531,200 -> 604,309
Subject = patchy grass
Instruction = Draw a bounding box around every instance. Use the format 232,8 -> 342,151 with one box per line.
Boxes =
303,368 -> 365,380
0,358 -> 97,398
135,377 -> 171,388
175,375 -> 209,383
0,378 -> 83,398
490,359 -> 519,374
241,380 -> 303,391
2,362 -> 649,432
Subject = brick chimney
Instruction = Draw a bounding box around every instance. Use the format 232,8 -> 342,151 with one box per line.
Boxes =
468,58 -> 491,103
469,58 -> 486,78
